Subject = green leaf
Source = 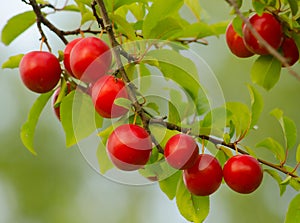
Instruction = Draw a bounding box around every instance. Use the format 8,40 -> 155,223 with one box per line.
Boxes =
60,91 -> 103,147
114,0 -> 148,11
2,11 -> 36,45
281,175 -> 292,185
256,137 -> 285,162
176,177 -> 209,223
109,14 -> 137,40
251,55 -> 282,91
63,4 -> 81,12
252,0 -> 266,15
159,171 -> 182,200
287,0 -> 298,16
143,0 -> 184,38
226,102 -> 251,139
145,49 -> 209,116
146,17 -> 183,39
168,101 -> 181,124
96,142 -> 114,174
177,21 -> 227,39
270,108 -> 297,149
296,144 -> 300,163
264,169 -> 287,196
75,0 -> 91,6
284,193 -> 300,223
20,91 -> 54,155
75,1 -> 94,25
2,54 -> 24,69
290,178 -> 300,191
232,16 -> 243,37
184,0 -> 202,21
114,97 -> 132,110
247,85 -> 263,129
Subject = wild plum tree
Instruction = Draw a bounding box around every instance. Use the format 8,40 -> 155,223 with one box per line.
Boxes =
2,0 -> 300,222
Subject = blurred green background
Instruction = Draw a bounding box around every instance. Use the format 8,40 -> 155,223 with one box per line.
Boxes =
0,0 -> 299,222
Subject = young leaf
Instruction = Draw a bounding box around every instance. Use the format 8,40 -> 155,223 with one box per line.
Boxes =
270,108 -> 297,149
226,102 -> 251,139
109,14 -> 137,40
2,54 -> 24,69
2,11 -> 36,45
159,171 -> 182,200
264,169 -> 287,196
142,0 -> 184,38
232,16 -> 243,37
247,85 -> 263,129
97,142 -> 114,174
20,91 -> 54,155
60,91 -> 103,147
176,177 -> 209,223
284,193 -> 300,223
256,137 -> 285,162
252,0 -> 266,15
251,55 -> 282,91
281,175 -> 292,185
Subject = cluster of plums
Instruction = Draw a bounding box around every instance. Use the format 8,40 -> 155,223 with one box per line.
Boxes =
164,134 -> 263,196
226,12 -> 299,66
19,36 -> 263,197
106,125 -> 263,196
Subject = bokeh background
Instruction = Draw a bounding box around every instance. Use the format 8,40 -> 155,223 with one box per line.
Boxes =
1,0 -> 299,222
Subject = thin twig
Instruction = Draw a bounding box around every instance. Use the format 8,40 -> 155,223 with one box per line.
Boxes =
28,0 -> 68,44
150,118 -> 300,180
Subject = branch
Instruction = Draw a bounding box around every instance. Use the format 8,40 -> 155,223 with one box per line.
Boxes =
28,0 -> 68,45
150,118 -> 300,180
226,0 -> 300,81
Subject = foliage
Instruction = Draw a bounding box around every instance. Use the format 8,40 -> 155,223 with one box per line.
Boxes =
2,0 -> 300,222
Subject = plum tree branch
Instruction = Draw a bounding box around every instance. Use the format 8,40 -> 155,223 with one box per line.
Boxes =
225,0 -> 300,81
28,0 -> 68,44
150,118 -> 300,180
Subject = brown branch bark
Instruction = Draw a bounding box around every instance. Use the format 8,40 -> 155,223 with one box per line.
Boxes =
28,0 -> 68,44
